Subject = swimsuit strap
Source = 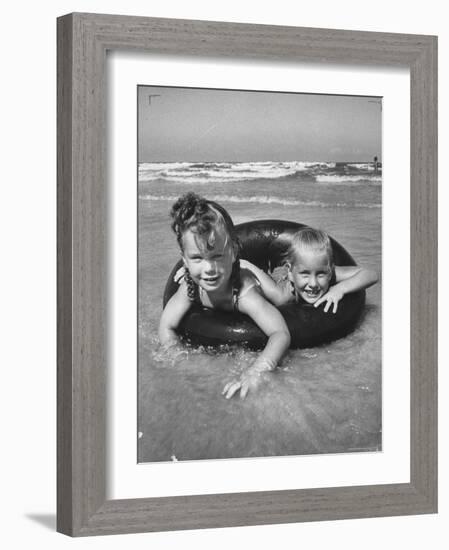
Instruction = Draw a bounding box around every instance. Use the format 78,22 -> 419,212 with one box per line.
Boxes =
232,284 -> 239,312
197,277 -> 260,312
198,286 -> 205,306
194,287 -> 202,305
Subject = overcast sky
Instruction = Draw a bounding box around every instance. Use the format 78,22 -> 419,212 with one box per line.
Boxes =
138,86 -> 382,163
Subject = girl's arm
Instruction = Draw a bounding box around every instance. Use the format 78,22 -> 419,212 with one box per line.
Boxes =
314,265 -> 379,313
222,289 -> 291,399
158,281 -> 192,347
239,259 -> 287,306
335,265 -> 378,288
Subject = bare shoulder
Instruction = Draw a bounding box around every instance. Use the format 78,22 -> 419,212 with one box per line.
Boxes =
239,270 -> 261,294
166,278 -> 190,306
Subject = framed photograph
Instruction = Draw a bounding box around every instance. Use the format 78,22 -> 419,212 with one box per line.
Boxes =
136,84 -> 383,464
57,13 -> 437,536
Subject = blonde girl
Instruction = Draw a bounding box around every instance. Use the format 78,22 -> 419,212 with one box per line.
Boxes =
240,227 -> 378,312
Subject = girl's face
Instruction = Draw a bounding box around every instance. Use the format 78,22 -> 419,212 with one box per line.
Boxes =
289,249 -> 333,304
182,228 -> 235,293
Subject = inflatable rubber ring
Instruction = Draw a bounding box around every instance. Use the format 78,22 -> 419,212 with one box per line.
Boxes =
162,220 -> 366,349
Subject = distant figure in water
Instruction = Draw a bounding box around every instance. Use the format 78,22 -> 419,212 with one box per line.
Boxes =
158,192 -> 291,399
373,155 -> 380,174
240,227 -> 378,312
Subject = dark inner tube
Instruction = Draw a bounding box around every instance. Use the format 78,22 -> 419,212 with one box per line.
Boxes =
163,220 -> 365,349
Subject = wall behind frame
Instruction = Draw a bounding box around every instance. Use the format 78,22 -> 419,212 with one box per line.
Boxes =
0,0 -> 445,548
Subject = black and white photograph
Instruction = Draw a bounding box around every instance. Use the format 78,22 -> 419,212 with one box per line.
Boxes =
137,85 -> 382,463
3,0 -> 443,545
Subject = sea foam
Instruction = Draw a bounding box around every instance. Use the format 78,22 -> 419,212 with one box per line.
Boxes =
142,193 -> 381,209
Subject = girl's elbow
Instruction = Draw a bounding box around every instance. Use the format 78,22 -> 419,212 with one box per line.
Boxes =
280,329 -> 291,348
158,321 -> 176,345
370,269 -> 379,284
159,328 -> 179,347
275,296 -> 287,307
271,291 -> 286,307
158,326 -> 169,345
267,327 -> 290,347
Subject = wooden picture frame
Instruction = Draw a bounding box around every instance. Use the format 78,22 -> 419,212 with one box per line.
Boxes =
57,12 -> 437,536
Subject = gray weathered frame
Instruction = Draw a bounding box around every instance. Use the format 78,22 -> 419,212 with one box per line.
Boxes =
57,12 -> 437,537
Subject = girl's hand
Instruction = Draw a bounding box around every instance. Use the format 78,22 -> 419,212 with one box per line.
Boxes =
173,266 -> 186,284
239,259 -> 253,270
222,357 -> 274,399
222,368 -> 268,399
313,286 -> 345,313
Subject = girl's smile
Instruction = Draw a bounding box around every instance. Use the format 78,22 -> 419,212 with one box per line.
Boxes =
289,250 -> 332,304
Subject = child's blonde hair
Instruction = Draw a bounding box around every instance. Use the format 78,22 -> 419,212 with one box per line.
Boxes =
287,227 -> 334,269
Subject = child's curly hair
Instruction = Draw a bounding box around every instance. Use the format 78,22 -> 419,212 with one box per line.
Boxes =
170,192 -> 241,303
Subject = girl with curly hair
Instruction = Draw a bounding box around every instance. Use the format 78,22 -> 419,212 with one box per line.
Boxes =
158,192 -> 291,399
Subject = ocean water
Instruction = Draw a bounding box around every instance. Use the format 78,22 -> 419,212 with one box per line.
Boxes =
138,161 -> 382,462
